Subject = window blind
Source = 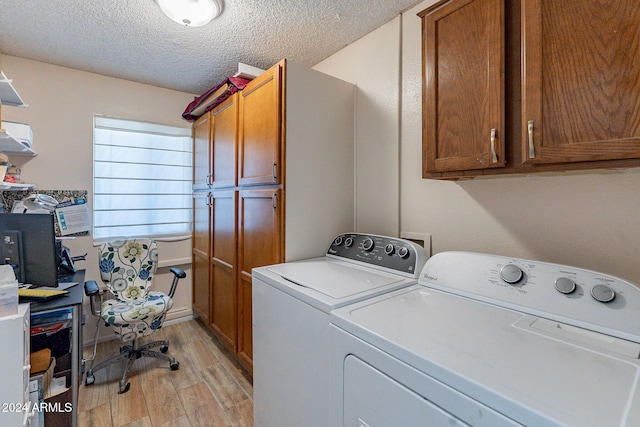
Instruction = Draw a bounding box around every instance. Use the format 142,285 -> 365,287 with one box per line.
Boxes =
93,115 -> 192,240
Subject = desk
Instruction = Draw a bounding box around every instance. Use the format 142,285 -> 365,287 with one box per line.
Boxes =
29,269 -> 84,427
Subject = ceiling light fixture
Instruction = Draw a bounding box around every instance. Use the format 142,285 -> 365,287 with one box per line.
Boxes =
155,0 -> 223,27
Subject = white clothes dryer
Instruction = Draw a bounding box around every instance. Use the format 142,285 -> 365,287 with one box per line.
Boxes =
330,251 -> 640,426
252,233 -> 429,427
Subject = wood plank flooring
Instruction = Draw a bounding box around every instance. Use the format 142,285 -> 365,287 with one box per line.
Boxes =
79,318 -> 253,427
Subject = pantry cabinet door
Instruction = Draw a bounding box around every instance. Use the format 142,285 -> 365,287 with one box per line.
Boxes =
211,94 -> 239,188
522,0 -> 640,164
192,191 -> 211,324
238,62 -> 283,186
192,112 -> 212,190
237,188 -> 284,369
210,190 -> 238,350
421,0 -> 505,175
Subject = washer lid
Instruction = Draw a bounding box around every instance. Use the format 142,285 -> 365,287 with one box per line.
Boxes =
267,260 -> 404,299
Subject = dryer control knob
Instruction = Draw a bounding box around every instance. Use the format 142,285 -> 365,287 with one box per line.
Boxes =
591,284 -> 615,303
384,244 -> 395,255
344,237 -> 354,248
555,277 -> 576,294
362,237 -> 375,252
500,264 -> 523,284
333,236 -> 344,246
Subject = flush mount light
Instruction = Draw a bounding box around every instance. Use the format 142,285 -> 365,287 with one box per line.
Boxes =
155,0 -> 223,27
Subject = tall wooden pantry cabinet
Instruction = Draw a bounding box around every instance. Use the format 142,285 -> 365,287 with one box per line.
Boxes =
191,59 -> 355,370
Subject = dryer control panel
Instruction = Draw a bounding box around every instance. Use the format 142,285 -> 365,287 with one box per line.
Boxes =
327,233 -> 429,278
420,251 -> 640,344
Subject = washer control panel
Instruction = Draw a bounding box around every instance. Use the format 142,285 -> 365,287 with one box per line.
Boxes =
420,251 -> 640,343
327,233 -> 429,278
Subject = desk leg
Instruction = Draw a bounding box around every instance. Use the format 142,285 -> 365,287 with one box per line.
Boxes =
71,304 -> 80,427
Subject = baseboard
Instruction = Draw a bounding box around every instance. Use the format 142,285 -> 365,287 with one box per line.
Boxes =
82,307 -> 194,347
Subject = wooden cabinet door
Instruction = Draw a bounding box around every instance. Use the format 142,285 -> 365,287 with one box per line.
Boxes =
237,188 -> 284,369
421,0 -> 504,175
192,191 -> 211,324
192,112 -> 212,191
238,62 -> 283,186
210,190 -> 238,350
522,0 -> 640,164
212,94 -> 239,189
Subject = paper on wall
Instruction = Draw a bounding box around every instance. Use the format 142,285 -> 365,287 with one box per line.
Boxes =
54,200 -> 91,236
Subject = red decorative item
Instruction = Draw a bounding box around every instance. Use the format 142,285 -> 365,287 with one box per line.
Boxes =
182,76 -> 251,122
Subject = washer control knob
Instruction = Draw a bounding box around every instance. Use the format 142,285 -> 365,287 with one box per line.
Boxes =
555,277 -> 576,294
333,236 -> 344,246
591,284 -> 616,303
344,237 -> 354,248
362,237 -> 375,252
500,264 -> 524,284
397,247 -> 410,259
384,244 -> 395,255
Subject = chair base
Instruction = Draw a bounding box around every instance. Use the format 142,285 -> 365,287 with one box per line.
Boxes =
85,338 -> 180,393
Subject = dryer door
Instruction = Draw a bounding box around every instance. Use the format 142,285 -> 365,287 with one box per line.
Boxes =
344,355 -> 470,427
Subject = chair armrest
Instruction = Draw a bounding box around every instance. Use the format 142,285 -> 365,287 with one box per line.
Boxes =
168,267 -> 186,298
84,280 -> 103,317
84,280 -> 100,297
170,267 -> 186,279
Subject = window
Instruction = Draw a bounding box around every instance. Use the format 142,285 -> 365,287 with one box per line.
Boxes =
93,115 -> 192,241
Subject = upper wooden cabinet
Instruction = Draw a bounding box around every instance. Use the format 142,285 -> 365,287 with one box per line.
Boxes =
521,0 -> 640,165
192,112 -> 212,190
420,0 -> 504,174
420,0 -> 640,179
238,64 -> 282,187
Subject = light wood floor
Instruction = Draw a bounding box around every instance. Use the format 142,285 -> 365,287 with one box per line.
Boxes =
79,318 -> 253,427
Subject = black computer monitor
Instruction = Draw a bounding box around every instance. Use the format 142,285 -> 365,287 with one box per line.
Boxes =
0,213 -> 58,287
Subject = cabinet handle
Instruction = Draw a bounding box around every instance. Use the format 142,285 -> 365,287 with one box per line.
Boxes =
272,162 -> 277,182
206,174 -> 213,187
272,193 -> 277,209
206,192 -> 213,207
490,128 -> 498,163
527,120 -> 536,159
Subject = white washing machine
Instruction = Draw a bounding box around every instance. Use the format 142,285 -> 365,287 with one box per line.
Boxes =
331,251 -> 640,426
252,233 -> 429,427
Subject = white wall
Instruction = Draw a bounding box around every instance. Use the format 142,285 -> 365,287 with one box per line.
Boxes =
316,1 -> 640,286
313,18 -> 402,237
0,55 -> 195,342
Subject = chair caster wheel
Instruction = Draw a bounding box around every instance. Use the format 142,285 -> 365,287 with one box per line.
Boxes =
118,381 -> 130,394
170,362 -> 180,371
85,374 -> 95,386
160,345 -> 168,353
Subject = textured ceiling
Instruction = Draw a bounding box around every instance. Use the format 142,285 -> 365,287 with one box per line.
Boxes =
0,0 -> 424,95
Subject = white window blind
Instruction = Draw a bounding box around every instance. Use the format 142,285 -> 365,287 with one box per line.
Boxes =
93,115 -> 192,240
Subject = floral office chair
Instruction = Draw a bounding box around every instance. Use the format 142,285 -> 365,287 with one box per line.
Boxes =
83,239 -> 186,393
